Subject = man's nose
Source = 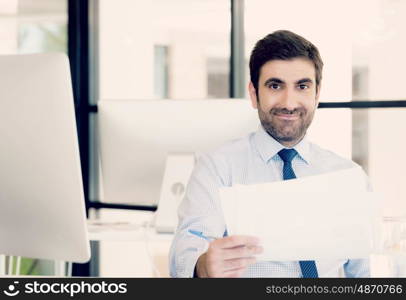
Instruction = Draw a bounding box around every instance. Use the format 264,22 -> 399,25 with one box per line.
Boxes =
279,88 -> 298,111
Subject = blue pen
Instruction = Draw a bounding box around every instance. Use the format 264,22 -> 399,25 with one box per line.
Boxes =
188,229 -> 218,241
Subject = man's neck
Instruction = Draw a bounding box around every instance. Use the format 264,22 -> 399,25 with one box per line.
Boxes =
265,131 -> 305,148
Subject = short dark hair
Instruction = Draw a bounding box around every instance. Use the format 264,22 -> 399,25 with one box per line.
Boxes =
249,30 -> 323,93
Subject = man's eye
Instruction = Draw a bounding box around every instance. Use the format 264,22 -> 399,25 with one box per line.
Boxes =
298,84 -> 309,90
270,83 -> 280,90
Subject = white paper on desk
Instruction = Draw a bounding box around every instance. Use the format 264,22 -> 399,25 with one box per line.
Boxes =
220,167 -> 382,261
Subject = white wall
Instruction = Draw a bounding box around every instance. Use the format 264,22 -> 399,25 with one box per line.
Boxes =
358,0 -> 406,217
0,0 -> 18,54
98,0 -> 154,99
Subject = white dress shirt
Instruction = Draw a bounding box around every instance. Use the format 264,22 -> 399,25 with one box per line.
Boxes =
169,126 -> 370,278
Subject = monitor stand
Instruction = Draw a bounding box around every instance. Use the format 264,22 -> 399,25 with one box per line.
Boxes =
154,153 -> 195,233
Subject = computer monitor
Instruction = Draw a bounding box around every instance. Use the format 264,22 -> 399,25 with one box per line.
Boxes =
98,99 -> 259,232
0,53 -> 90,262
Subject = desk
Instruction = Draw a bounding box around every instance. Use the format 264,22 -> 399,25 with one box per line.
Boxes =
86,214 -> 406,277
87,211 -> 174,277
1,211 -> 173,277
2,213 -> 404,277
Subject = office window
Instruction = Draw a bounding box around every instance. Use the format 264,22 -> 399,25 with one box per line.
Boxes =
19,22 -> 66,54
245,0 -> 406,100
351,0 -> 406,218
154,45 -> 169,99
245,0 -> 353,102
366,108 -> 406,217
98,0 -> 230,100
207,57 -> 229,98
351,0 -> 406,101
0,0 -> 67,55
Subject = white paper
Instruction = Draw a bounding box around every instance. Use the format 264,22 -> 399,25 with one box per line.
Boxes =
220,167 -> 382,261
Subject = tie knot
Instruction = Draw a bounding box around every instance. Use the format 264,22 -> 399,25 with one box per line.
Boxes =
278,148 -> 298,163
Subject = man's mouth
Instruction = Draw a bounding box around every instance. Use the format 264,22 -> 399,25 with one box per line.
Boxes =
274,112 -> 300,120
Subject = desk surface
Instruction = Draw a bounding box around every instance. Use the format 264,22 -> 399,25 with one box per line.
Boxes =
87,220 -> 174,242
87,219 -> 173,277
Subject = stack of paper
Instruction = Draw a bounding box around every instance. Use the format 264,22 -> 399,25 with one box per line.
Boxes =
219,167 -> 382,261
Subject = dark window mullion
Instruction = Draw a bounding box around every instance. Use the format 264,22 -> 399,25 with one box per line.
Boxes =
68,0 -> 90,277
319,101 -> 406,109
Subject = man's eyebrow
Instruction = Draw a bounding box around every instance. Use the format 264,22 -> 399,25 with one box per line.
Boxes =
296,78 -> 313,84
263,78 -> 285,86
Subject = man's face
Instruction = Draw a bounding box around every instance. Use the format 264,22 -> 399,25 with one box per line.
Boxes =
249,58 -> 320,147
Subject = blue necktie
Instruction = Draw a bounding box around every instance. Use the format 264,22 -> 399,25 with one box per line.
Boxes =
278,148 -> 319,278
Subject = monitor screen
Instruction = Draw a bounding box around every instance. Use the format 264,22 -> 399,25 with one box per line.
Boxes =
98,99 -> 260,207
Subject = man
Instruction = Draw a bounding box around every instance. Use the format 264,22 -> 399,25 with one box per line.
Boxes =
169,30 -> 369,278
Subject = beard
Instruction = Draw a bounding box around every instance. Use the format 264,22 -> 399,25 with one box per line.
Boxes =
258,103 -> 315,145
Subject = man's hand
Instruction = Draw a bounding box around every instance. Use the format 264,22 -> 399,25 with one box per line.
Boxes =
195,235 -> 263,278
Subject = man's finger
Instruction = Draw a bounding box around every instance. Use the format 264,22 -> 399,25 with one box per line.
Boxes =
222,257 -> 257,271
222,267 -> 247,278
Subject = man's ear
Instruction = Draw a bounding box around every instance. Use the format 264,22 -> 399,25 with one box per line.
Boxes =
248,81 -> 258,109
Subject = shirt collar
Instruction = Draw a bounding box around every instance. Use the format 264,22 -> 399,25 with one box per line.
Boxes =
253,125 -> 311,164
